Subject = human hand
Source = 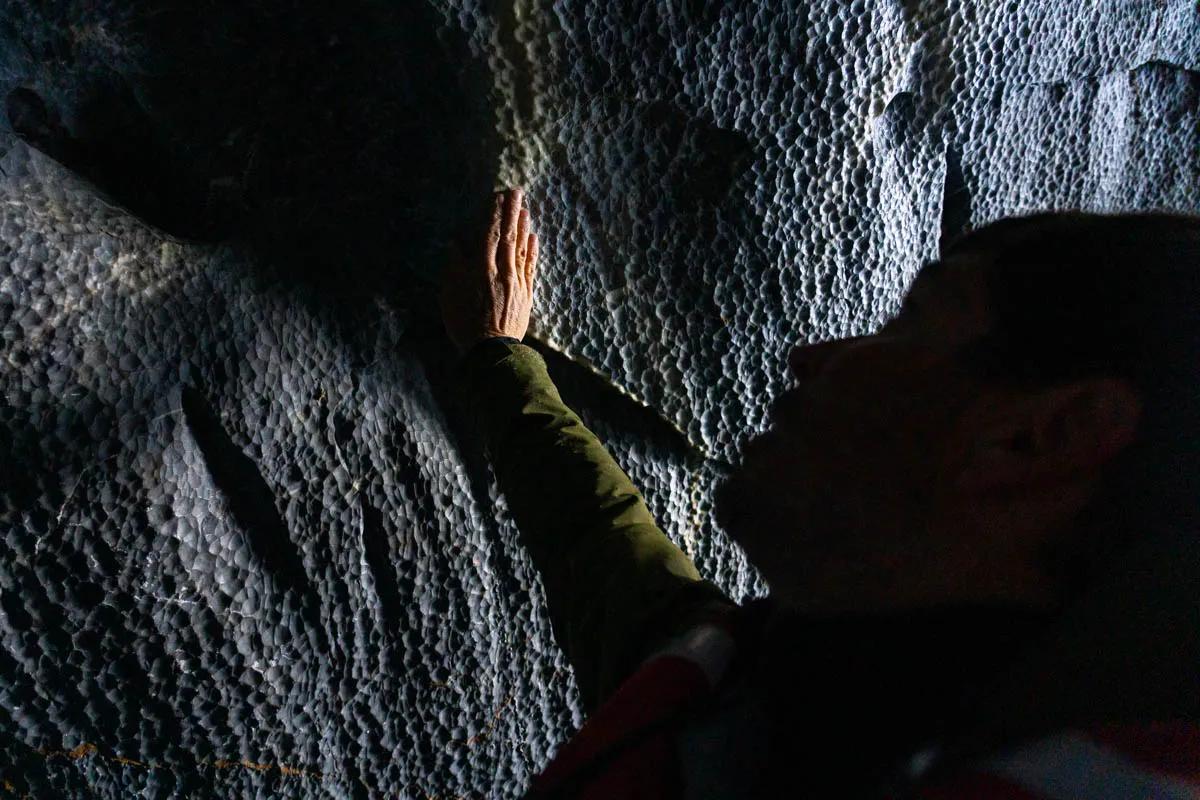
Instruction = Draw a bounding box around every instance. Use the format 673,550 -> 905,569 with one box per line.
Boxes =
440,188 -> 539,355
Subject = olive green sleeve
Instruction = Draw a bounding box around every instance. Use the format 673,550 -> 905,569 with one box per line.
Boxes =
456,338 -> 732,709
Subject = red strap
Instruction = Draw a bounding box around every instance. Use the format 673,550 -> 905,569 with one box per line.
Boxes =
567,726 -> 682,800
531,655 -> 710,796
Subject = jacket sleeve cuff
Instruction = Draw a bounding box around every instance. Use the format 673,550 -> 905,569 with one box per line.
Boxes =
454,337 -> 554,450
460,335 -> 523,363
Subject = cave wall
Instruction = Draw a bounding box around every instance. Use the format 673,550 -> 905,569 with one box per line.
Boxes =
0,1 -> 1197,797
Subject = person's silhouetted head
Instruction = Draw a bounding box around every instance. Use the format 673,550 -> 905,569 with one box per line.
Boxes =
715,212 -> 1200,614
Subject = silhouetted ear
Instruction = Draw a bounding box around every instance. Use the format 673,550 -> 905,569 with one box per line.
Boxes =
954,378 -> 1142,492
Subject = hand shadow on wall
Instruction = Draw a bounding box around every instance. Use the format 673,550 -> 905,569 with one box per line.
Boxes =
1,0 -> 499,299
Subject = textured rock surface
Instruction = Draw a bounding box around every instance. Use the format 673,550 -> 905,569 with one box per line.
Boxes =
0,1 -> 1197,796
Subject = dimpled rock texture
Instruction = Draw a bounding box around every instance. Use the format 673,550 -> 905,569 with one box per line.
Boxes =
0,0 -> 1197,796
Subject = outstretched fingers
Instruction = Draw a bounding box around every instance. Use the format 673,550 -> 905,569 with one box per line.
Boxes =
485,192 -> 505,278
502,188 -> 524,279
516,208 -> 531,285
525,232 -> 539,288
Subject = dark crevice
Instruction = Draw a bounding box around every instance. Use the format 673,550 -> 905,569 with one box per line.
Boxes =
938,143 -> 970,255
358,495 -> 405,630
179,385 -> 321,624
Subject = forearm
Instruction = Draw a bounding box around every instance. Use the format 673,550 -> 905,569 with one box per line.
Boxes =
457,338 -> 729,707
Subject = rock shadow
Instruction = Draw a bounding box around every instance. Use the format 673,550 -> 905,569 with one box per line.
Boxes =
0,0 -> 499,299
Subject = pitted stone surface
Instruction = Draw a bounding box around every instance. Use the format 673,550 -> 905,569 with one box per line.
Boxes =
0,1 -> 1197,797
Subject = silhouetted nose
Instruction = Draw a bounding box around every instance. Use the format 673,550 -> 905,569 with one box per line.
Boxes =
787,336 -> 861,382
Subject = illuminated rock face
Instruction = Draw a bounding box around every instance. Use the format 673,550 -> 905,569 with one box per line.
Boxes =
0,1 -> 1196,796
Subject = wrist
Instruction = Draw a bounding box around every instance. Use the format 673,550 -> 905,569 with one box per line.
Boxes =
460,334 -> 523,359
